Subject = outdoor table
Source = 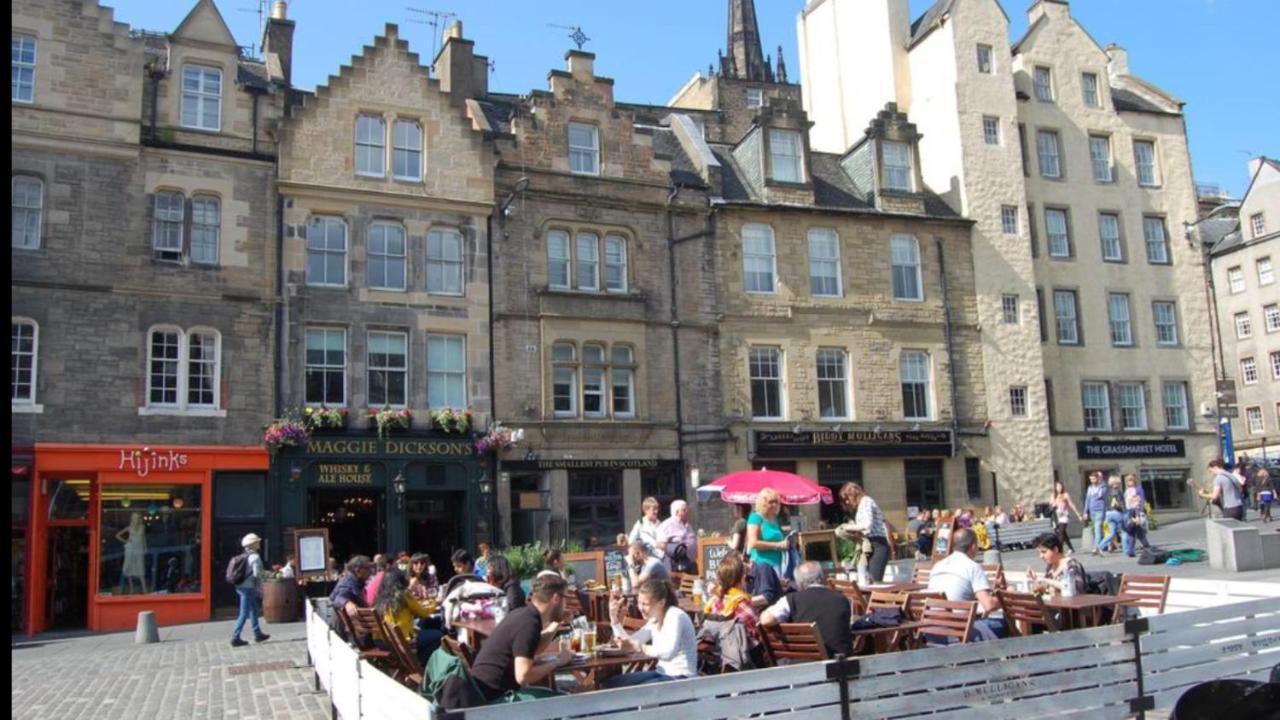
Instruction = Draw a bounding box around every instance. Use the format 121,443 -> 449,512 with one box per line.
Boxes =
1043,593 -> 1140,629
452,617 -> 497,650
556,651 -> 658,692
849,619 -> 931,654
862,582 -> 927,594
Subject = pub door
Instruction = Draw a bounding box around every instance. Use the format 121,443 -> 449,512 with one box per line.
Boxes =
406,492 -> 464,585
46,527 -> 89,630
310,489 -> 384,567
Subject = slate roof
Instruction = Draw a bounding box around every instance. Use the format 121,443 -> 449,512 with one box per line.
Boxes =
1111,86 -> 1177,115
1198,215 -> 1240,250
652,128 -> 706,189
908,0 -> 956,49
236,61 -> 272,90
473,97 -> 516,134
1210,228 -> 1246,256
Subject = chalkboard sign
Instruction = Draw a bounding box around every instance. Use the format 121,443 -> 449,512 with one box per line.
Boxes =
798,530 -> 838,571
697,536 -> 732,580
931,520 -> 955,562
563,551 -> 604,586
601,545 -> 627,583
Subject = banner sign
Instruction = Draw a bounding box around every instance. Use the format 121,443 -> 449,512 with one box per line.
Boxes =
753,430 -> 953,458
1076,440 -> 1186,460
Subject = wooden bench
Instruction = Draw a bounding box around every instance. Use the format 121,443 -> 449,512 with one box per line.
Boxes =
989,518 -> 1054,551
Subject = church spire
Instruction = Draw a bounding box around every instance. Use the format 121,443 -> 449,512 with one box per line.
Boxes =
721,0 -> 768,82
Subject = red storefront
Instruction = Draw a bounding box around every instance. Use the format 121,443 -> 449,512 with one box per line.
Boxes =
25,443 -> 268,635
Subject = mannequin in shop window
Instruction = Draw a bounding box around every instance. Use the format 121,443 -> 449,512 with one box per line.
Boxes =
116,512 -> 149,594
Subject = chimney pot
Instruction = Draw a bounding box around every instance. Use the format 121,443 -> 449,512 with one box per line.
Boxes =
270,0 -> 287,20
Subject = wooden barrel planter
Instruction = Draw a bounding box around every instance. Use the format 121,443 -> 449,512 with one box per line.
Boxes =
262,579 -> 300,623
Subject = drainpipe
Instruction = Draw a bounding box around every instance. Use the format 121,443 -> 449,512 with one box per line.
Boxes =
665,186 -> 688,484
486,212 -> 500,545
250,89 -> 260,155
936,237 -> 961,459
147,66 -> 162,141
274,193 -> 285,418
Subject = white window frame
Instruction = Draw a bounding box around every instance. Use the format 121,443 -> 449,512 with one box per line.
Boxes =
982,116 -> 1001,146
1082,382 -> 1111,431
1119,383 -> 1148,431
890,234 -> 923,302
1001,205 -> 1018,235
142,325 -> 224,415
976,44 -> 993,74
12,175 -> 43,249
808,228 -> 842,298
1089,135 -> 1113,183
900,350 -> 933,421
610,345 -> 636,418
743,223 -> 777,294
1162,382 -> 1189,431
1045,208 -> 1071,258
1246,406 -> 1264,435
367,222 -> 408,292
1259,257 -> 1275,286
367,330 -> 409,408
882,140 -> 913,192
152,190 -> 185,262
551,342 -> 578,417
575,232 -> 600,291
306,216 -> 348,287
547,230 -> 571,290
11,318 -> 40,410
1010,386 -> 1028,417
12,34 -> 36,103
1264,304 -> 1280,333
355,114 -> 386,177
1082,72 -> 1101,108
1153,302 -> 1179,346
769,129 -> 805,183
1134,140 -> 1160,187
427,334 -> 467,409
1054,290 -> 1080,345
426,227 -> 465,296
604,235 -> 628,293
1235,312 -> 1252,340
1099,212 -> 1123,262
304,327 -> 347,407
1143,216 -> 1170,265
1227,266 -> 1245,294
392,119 -> 423,181
1034,66 -> 1054,102
180,64 -> 222,132
568,122 -> 600,176
749,347 -> 785,421
581,343 -> 607,419
1002,294 -> 1020,325
816,348 -> 851,420
1037,130 -> 1062,179
190,195 -> 220,266
1272,351 -> 1280,380
1108,293 -> 1133,347
746,87 -> 764,109
1241,357 -> 1258,385
1251,213 -> 1267,239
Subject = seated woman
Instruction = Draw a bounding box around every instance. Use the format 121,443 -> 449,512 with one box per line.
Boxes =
487,555 -> 526,612
606,578 -> 698,686
1026,532 -> 1087,628
700,553 -> 763,670
373,567 -> 439,664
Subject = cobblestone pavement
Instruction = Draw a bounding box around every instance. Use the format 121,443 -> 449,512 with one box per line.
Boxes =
11,619 -> 330,720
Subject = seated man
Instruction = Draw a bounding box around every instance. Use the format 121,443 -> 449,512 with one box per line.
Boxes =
330,555 -> 373,617
744,552 -> 784,611
464,574 -> 574,706
760,561 -> 851,658
925,528 -> 1006,641
627,540 -> 670,589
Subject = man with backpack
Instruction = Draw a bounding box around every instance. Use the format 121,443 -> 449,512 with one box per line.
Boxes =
1199,458 -> 1246,521
229,533 -> 269,647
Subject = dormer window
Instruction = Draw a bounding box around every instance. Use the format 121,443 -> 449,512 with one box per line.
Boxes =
180,65 -> 222,131
768,129 -> 804,183
882,141 -> 913,192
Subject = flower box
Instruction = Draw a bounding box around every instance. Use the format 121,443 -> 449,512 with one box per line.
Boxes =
369,407 -> 414,438
303,406 -> 348,431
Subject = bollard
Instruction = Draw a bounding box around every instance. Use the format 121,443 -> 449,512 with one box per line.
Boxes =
135,610 -> 160,644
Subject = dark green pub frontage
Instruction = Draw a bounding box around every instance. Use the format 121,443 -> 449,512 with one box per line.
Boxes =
268,431 -> 491,578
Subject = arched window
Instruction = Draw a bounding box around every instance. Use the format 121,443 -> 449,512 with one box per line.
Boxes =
146,325 -> 222,411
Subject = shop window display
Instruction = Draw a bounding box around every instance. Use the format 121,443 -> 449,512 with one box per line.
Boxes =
98,485 -> 202,596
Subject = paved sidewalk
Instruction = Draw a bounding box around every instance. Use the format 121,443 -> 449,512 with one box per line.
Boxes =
11,619 -> 330,720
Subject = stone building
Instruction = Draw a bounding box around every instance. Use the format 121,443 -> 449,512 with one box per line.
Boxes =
12,0 -> 282,632
476,48 -> 725,548
800,0 -> 1217,509
272,20 -> 496,570
1208,158 -> 1280,459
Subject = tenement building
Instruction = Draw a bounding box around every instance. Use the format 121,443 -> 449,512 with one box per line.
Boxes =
272,20 -> 496,572
1208,158 -> 1280,459
12,0 -> 282,633
800,0 -> 1218,509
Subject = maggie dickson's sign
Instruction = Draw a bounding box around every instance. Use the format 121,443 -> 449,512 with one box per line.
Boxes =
753,430 -> 953,458
1076,440 -> 1186,459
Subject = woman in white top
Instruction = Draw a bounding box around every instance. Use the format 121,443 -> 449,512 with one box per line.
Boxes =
606,578 -> 697,686
628,496 -> 663,560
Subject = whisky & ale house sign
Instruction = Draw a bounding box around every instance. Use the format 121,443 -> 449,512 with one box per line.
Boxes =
753,430 -> 954,458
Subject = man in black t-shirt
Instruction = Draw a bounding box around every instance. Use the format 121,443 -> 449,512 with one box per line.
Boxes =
468,574 -> 573,702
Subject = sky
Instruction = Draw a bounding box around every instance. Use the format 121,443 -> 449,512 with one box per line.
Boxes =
106,0 -> 1277,196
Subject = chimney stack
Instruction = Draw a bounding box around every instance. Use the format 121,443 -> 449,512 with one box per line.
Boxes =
262,1 -> 294,85
435,21 -> 489,105
1105,43 -> 1129,78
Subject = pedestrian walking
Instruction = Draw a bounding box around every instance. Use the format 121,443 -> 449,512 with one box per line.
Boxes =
1253,469 -> 1273,523
1083,471 -> 1108,556
1050,480 -> 1080,555
230,533 -> 269,647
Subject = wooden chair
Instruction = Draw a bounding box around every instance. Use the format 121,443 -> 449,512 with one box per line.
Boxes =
903,591 -> 946,622
830,579 -> 866,616
866,590 -> 909,612
337,608 -> 394,665
563,589 -> 583,619
914,599 -> 976,646
982,564 -> 1007,589
374,613 -> 424,688
441,635 -> 476,673
1113,574 -> 1171,623
761,622 -> 828,666
911,563 -> 933,584
672,572 -> 697,597
996,590 -> 1059,637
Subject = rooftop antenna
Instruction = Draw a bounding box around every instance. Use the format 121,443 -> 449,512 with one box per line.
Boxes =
406,6 -> 457,73
549,24 -> 590,51
237,0 -> 268,55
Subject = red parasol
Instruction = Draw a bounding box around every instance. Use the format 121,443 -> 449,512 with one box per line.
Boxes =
696,468 -> 834,505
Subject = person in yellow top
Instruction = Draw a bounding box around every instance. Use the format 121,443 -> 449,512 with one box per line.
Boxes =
373,567 -> 438,663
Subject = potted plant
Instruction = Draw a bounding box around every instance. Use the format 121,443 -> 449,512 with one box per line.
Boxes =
369,407 -> 413,438
432,407 -> 473,434
303,406 -> 348,431
474,422 -> 524,454
262,416 -> 310,453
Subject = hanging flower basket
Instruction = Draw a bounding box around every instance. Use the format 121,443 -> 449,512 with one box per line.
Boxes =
432,407 -> 473,435
474,422 -> 524,454
369,407 -> 413,438
303,406 -> 348,431
263,417 -> 310,453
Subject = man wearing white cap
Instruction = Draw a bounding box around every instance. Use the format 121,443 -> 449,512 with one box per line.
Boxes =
230,533 -> 270,647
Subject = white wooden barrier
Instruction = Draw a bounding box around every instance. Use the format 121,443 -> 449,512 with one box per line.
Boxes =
1139,595 -> 1280,711
305,601 -> 333,694
358,658 -> 435,720
1164,577 -> 1280,614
